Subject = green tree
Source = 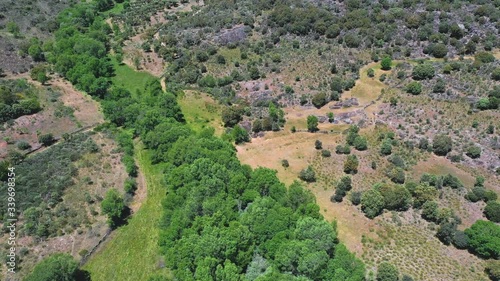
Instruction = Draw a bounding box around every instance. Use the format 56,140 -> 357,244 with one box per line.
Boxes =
232,125 -> 250,144
484,201 -> 500,223
101,189 -> 127,228
412,64 -> 435,80
377,262 -> 399,281
381,56 -> 392,70
307,115 -> 319,132
314,140 -> 322,150
465,220 -> 500,259
433,134 -> 452,156
25,253 -> 90,281
421,201 -> 439,222
361,189 -> 385,218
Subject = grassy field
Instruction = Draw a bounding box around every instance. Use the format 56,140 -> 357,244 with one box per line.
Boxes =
83,143 -> 171,281
110,57 -> 157,96
177,90 -> 224,135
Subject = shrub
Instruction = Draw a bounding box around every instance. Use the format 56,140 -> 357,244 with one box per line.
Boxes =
281,159 -> 289,168
367,68 -> 375,77
421,201 -> 439,222
429,43 -> 448,58
465,220 -> 500,259
344,155 -> 359,174
484,201 -> 500,223
377,262 -> 399,281
465,145 -> 481,159
17,140 -> 31,150
361,189 -> 384,218
350,191 -> 362,205
492,68 -> 500,81
432,134 -> 452,156
442,174 -> 463,189
101,189 -> 127,228
375,183 -> 412,211
336,144 -> 351,154
124,178 -> 137,194
485,261 -> 500,281
388,167 -> 405,184
307,115 -> 319,132
315,140 -> 322,150
405,81 -> 422,95
412,64 -> 435,80
474,52 -> 495,63
437,222 -> 458,245
312,92 -> 328,108
380,139 -> 392,155
299,166 -> 316,182
24,254 -> 89,281
381,56 -> 392,70
452,230 -> 469,249
232,125 -> 250,144
321,150 -> 331,157
353,136 -> 368,151
38,133 -> 55,146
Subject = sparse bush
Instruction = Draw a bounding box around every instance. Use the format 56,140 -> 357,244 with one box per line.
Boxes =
377,262 -> 399,281
321,150 -> 331,157
315,140 -> 322,150
38,133 -> 55,146
350,191 -> 362,205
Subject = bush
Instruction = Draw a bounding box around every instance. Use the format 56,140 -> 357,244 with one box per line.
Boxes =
377,262 -> 399,281
485,261 -> 500,281
315,140 -> 322,149
336,144 -> 351,154
38,133 -> 55,146
433,134 -> 452,156
367,68 -> 375,77
465,145 -> 481,159
350,191 -> 362,205
484,201 -> 500,223
429,43 -> 448,58
124,178 -> 137,194
442,174 -> 463,189
321,150 -> 331,157
281,159 -> 289,168
299,166 -> 316,182
232,125 -> 250,144
353,136 -> 368,151
381,56 -> 392,70
437,222 -> 458,245
465,220 -> 500,259
375,183 -> 412,211
101,189 -> 127,228
361,189 -> 385,218
475,52 -> 495,63
380,139 -> 392,155
312,92 -> 328,108
307,115 -> 319,132
344,155 -> 359,174
388,167 -> 406,184
17,140 -> 31,150
421,201 -> 439,222
412,64 -> 435,80
492,68 -> 500,81
405,81 -> 422,95
24,254 -> 90,281
452,230 -> 469,249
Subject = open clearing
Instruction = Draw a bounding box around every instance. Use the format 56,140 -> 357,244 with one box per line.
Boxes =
83,143 -> 171,281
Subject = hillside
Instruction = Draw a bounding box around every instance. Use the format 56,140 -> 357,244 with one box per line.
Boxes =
1,0 -> 499,281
